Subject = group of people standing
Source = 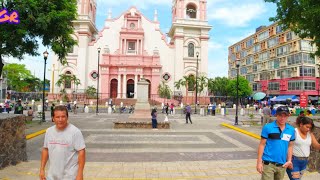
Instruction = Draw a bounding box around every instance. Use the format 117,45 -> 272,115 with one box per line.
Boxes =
257,105 -> 320,180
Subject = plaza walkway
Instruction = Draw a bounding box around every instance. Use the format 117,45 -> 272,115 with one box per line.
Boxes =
0,111 -> 319,180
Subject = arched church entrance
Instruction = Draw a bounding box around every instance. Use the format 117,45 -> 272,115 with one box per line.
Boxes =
146,79 -> 151,99
110,79 -> 118,98
127,79 -> 134,98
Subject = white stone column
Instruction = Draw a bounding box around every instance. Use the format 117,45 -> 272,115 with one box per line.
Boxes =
140,39 -> 143,55
122,74 -> 127,98
134,74 -> 138,99
117,74 -> 121,98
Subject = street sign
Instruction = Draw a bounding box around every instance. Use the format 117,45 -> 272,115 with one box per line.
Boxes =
300,92 -> 307,108
44,84 -> 50,91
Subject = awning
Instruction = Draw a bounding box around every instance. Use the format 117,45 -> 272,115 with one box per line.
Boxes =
271,95 -> 298,102
309,96 -> 318,101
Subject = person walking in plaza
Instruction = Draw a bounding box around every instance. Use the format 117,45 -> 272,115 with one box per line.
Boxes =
165,103 -> 169,116
170,103 -> 174,115
185,103 -> 192,124
151,108 -> 158,130
286,116 -> 320,180
256,106 -> 295,180
40,105 -> 86,180
262,104 -> 272,126
211,103 -> 216,116
50,103 -> 55,122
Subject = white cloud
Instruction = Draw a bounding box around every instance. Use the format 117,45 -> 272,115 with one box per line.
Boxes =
208,2 -> 267,27
208,41 -> 223,51
226,30 -> 255,45
208,59 -> 228,78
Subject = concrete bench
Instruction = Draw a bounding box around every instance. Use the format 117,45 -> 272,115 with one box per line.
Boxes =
240,120 -> 260,125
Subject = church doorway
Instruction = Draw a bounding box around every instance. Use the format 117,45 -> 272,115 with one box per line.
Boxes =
146,79 -> 151,98
110,79 -> 118,98
127,79 -> 134,98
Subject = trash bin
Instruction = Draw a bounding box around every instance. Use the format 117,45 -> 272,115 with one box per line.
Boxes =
295,108 -> 302,116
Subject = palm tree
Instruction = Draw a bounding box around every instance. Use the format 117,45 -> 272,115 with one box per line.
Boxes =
197,75 -> 208,96
56,74 -> 81,101
174,79 -> 185,91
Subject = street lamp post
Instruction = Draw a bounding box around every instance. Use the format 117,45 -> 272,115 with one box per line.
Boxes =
317,64 -> 320,106
195,52 -> 199,114
96,47 -> 101,115
235,59 -> 240,125
42,50 -> 49,122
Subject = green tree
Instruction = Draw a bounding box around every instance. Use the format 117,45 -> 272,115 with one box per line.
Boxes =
24,76 -> 42,92
226,76 -> 252,100
56,74 -> 81,90
158,81 -> 172,99
85,86 -> 97,99
265,0 -> 320,56
208,77 -> 230,97
184,75 -> 196,91
0,0 -> 78,75
196,75 -> 208,96
3,63 -> 32,91
174,79 -> 185,91
56,74 -> 80,101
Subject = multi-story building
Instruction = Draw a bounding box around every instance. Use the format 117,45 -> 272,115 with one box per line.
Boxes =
228,23 -> 319,100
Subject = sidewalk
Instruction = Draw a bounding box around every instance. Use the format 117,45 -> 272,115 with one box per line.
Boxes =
1,112 -> 320,179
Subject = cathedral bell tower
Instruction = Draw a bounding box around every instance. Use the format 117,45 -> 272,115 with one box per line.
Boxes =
168,0 -> 211,95
71,0 -> 98,90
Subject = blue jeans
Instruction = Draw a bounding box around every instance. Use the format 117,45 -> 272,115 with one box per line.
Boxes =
286,156 -> 308,180
152,119 -> 157,128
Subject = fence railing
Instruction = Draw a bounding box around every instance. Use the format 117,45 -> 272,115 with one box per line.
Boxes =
6,92 -> 245,107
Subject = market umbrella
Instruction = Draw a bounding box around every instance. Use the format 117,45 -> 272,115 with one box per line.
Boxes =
253,92 -> 266,100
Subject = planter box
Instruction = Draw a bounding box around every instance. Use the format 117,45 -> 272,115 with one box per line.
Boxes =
114,121 -> 170,129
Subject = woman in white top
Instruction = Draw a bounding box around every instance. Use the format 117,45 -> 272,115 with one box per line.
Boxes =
286,116 -> 320,180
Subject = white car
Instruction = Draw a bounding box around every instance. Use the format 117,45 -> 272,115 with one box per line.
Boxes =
272,104 -> 295,114
273,104 -> 285,109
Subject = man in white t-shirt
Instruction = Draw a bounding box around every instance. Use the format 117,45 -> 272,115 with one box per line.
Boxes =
40,105 -> 86,180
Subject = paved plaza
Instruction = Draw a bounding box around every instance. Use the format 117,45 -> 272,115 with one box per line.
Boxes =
1,112 -> 320,179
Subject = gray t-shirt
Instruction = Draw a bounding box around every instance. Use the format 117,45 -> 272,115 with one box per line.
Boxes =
44,124 -> 85,180
262,107 -> 271,116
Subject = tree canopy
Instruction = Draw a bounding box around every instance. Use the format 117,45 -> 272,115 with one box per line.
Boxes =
265,0 -> 320,56
2,63 -> 46,92
158,81 -> 172,99
207,77 -> 230,97
226,76 -> 252,98
0,0 -> 78,75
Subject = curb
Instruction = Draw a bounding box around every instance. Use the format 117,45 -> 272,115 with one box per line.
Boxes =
221,123 -> 261,140
26,129 -> 47,140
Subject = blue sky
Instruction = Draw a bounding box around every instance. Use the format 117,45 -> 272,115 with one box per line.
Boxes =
5,0 -> 277,80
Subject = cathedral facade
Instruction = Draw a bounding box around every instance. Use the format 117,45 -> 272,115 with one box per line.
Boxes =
50,0 -> 211,100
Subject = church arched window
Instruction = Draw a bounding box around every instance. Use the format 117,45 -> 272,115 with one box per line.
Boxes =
186,4 -> 197,19
65,71 -> 72,89
188,43 -> 194,57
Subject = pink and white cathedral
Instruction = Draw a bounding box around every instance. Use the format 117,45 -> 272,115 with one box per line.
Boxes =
50,0 -> 211,100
